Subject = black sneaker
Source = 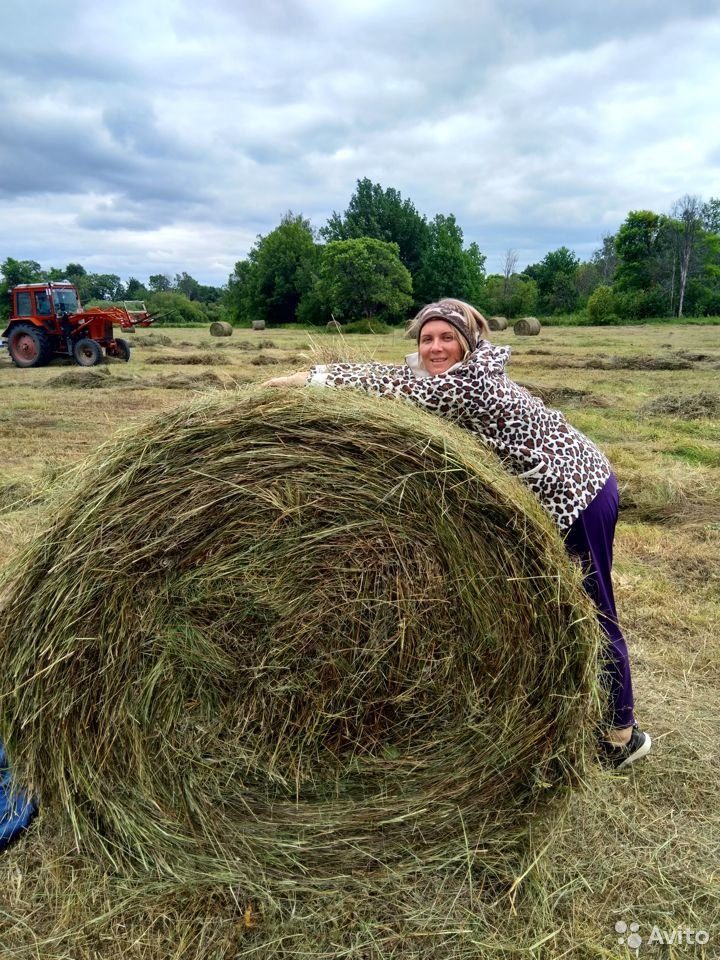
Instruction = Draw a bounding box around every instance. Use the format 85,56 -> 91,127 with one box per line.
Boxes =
599,726 -> 652,770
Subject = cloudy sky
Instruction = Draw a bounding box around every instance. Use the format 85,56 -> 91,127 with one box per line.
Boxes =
2,0 -> 719,286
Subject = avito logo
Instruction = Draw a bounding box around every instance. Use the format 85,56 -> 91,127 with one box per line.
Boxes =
615,919 -> 710,953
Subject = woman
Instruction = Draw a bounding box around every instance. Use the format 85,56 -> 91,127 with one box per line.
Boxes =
266,299 -> 651,769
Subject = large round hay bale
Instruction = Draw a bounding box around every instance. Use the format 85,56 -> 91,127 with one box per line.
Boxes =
488,315 -> 508,331
514,316 -> 541,336
251,319 -> 266,331
209,321 -> 233,337
0,389 -> 600,889
326,319 -> 343,332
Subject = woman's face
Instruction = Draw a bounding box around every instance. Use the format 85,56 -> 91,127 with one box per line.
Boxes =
418,320 -> 464,375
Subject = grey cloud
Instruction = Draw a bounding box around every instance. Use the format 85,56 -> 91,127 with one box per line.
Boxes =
0,90 -> 208,210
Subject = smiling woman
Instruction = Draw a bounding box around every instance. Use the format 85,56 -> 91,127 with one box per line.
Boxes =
417,320 -> 465,373
267,298 -> 651,767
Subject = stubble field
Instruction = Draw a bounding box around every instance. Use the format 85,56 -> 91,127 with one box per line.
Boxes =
0,323 -> 718,958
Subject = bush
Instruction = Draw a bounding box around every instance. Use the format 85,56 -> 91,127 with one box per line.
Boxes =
145,292 -> 208,326
587,286 -> 620,325
614,287 -> 666,321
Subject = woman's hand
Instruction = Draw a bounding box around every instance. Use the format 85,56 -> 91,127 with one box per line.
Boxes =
262,371 -> 309,388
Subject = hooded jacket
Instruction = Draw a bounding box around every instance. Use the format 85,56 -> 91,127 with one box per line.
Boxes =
307,340 -> 611,531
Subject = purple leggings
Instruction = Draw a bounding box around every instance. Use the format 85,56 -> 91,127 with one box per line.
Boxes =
564,474 -> 635,729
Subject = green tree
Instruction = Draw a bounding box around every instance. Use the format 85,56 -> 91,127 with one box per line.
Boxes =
245,212 -> 317,325
315,238 -> 412,323
65,262 -> 87,281
462,241 -> 487,306
148,274 -> 172,293
174,271 -> 201,301
481,274 -> 537,319
669,195 -> 704,317
702,198 -> 720,234
591,235 -> 617,284
322,178 -> 429,281
415,214 -> 485,304
125,277 -> 148,299
525,246 -> 580,313
197,283 -> 223,304
83,273 -> 125,301
614,211 -> 663,293
1,257 -> 43,287
575,261 -> 602,303
224,260 -> 254,325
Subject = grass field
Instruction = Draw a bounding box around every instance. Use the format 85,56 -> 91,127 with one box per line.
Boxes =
0,323 -> 718,958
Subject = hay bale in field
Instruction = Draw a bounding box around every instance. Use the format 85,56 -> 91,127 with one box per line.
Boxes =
209,321 -> 233,337
488,316 -> 508,331
326,319 -> 343,332
251,319 -> 266,331
0,388 -> 600,890
513,317 -> 541,336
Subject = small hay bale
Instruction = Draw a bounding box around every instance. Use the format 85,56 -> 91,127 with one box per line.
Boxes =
251,319 -> 266,331
488,316 -> 508,331
0,389 -> 600,890
326,319 -> 343,332
513,317 -> 541,336
209,321 -> 233,337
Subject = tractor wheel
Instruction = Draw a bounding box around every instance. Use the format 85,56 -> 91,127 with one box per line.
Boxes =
74,339 -> 104,367
115,338 -> 131,362
7,323 -> 52,368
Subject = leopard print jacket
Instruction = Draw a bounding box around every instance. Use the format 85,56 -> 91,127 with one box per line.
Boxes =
307,340 -> 612,531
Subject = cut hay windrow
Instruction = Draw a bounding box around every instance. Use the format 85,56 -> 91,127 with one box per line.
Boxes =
0,387 -> 602,893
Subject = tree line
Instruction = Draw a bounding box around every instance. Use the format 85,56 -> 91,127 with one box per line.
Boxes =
226,183 -> 720,326
3,182 -> 719,328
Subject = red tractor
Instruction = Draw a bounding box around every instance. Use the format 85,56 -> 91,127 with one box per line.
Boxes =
2,281 -> 158,368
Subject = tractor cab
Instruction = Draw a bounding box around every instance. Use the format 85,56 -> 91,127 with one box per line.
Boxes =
11,282 -> 78,323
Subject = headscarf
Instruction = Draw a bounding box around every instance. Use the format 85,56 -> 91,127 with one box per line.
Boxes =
413,301 -> 481,353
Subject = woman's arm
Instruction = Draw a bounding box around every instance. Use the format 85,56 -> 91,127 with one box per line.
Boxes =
308,361 -> 477,414
264,362 -> 413,394
263,371 -> 309,388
